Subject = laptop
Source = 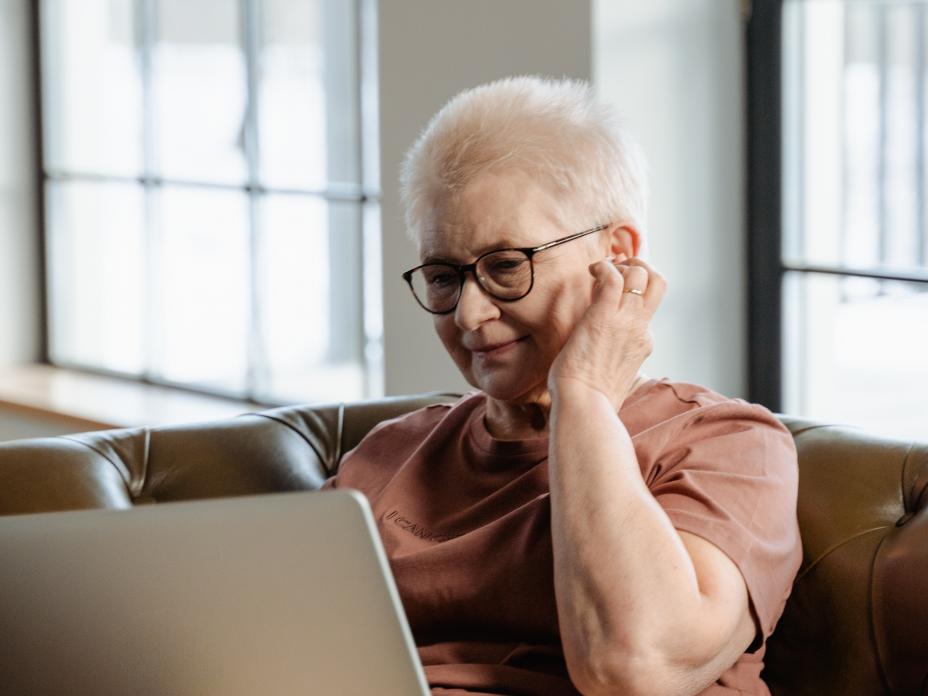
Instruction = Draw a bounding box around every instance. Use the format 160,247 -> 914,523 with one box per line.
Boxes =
0,490 -> 431,696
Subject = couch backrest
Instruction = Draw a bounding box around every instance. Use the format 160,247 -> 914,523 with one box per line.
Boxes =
0,397 -> 925,695
0,393 -> 459,516
764,417 -> 927,696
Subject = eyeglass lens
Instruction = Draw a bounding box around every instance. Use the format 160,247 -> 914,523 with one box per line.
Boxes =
409,249 -> 533,312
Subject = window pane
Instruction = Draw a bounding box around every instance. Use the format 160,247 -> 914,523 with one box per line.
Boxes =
259,0 -> 360,189
153,0 -> 247,183
782,0 -> 928,272
152,186 -> 249,392
41,0 -> 142,176
39,0 -> 374,404
47,180 -> 145,373
782,271 -> 928,440
255,195 -> 363,403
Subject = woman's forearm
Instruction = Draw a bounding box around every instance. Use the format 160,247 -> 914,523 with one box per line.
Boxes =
548,381 -> 709,694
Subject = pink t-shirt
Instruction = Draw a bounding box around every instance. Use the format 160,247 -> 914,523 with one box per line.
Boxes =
321,378 -> 802,695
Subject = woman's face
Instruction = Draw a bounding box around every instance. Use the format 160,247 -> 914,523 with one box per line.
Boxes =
417,170 -> 625,405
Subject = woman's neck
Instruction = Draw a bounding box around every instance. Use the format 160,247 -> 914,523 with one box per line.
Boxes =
484,395 -> 551,440
483,373 -> 648,441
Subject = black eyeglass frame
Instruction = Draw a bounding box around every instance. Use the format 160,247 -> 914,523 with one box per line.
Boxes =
401,223 -> 610,314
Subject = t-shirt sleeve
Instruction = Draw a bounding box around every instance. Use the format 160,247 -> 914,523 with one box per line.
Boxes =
647,400 -> 802,651
314,402 -> 455,497
314,417 -> 402,494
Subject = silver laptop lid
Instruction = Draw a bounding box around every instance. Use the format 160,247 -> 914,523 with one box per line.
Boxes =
0,490 -> 430,696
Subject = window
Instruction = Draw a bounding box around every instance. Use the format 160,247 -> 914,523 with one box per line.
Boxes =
748,0 -> 928,439
37,0 -> 382,405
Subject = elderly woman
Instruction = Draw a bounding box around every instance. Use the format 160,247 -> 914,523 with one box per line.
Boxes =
321,76 -> 801,696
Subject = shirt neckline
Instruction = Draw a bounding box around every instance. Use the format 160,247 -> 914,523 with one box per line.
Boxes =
466,377 -> 664,456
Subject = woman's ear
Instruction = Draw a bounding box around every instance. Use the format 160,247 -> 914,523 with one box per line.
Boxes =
607,223 -> 641,260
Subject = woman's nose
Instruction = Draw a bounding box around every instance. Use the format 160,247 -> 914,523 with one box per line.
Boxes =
454,274 -> 500,330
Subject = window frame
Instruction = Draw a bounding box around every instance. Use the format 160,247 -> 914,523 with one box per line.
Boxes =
746,0 -> 785,410
746,0 -> 928,412
28,0 -> 383,406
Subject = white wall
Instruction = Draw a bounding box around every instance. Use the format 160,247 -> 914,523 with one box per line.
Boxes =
594,0 -> 747,397
378,0 -> 592,396
379,0 -> 748,399
0,0 -> 40,367
0,410 -> 79,442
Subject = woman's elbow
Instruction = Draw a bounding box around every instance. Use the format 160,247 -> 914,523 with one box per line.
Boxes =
570,651 -> 678,696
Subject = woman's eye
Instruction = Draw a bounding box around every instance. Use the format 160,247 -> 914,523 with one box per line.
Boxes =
426,272 -> 455,287
487,258 -> 525,274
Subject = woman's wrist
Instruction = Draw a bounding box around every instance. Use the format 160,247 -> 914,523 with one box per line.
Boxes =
549,377 -> 617,414
549,373 -> 645,412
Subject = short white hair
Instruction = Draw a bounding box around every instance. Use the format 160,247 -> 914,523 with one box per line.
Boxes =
399,75 -> 648,242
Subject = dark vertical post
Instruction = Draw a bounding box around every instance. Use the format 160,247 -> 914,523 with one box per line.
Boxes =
30,0 -> 49,364
746,0 -> 784,411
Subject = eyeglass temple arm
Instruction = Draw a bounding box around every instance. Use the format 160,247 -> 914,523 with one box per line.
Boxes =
529,224 -> 609,253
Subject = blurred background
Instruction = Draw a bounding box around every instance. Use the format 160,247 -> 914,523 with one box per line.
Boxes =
0,0 -> 924,441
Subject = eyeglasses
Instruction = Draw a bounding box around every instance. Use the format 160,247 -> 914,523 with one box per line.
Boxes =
401,224 -> 609,314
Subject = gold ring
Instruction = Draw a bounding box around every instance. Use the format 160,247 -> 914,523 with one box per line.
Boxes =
625,288 -> 644,296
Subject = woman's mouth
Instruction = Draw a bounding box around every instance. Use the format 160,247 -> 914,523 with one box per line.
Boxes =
471,337 -> 527,359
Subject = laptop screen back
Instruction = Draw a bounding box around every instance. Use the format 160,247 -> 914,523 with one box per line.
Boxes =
0,490 -> 430,696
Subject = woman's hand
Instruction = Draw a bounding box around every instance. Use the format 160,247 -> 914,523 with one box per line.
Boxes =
548,257 -> 666,411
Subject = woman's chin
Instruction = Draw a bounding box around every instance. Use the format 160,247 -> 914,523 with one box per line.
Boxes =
469,373 -> 547,405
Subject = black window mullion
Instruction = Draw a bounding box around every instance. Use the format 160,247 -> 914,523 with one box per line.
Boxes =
30,0 -> 50,364
746,0 -> 785,411
40,169 -> 367,201
782,262 -> 928,285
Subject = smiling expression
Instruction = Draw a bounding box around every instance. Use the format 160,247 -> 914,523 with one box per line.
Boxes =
417,170 -> 623,406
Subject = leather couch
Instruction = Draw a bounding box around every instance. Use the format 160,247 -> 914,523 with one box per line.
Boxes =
0,393 -> 925,695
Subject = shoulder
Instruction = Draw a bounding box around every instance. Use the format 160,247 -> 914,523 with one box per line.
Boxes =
628,378 -> 792,444
366,391 -> 484,434
344,391 -> 486,458
630,378 -> 798,506
328,392 -> 485,492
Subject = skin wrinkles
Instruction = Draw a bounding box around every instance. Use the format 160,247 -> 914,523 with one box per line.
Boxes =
417,169 -> 641,440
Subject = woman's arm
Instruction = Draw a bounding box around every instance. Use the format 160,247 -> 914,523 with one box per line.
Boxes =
549,383 -> 756,696
546,257 -> 754,695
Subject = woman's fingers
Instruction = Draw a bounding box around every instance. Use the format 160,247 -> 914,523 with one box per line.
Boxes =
616,263 -> 648,295
589,256 -> 666,319
588,258 -> 625,312
616,257 -> 666,316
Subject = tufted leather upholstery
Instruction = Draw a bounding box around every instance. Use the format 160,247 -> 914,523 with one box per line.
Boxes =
763,417 -> 928,696
0,396 -> 925,695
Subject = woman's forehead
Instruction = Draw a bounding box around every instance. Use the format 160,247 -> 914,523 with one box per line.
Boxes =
419,174 -> 568,260
418,218 -> 553,262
